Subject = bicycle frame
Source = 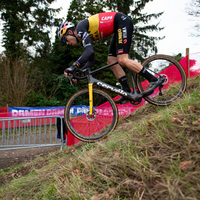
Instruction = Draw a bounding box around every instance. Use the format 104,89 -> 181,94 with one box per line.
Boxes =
73,62 -> 147,114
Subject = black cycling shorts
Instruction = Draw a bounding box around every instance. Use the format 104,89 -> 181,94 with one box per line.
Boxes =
108,13 -> 134,57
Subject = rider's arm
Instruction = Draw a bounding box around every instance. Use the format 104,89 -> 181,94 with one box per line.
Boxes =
77,36 -> 94,66
76,20 -> 95,68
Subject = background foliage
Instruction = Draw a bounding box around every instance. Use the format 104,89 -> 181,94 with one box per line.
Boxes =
186,0 -> 200,37
0,0 -> 175,107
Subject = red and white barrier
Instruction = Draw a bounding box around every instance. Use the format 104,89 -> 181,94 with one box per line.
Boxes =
1,52 -> 200,147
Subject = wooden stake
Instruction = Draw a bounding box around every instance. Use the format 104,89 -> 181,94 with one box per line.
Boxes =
186,48 -> 190,78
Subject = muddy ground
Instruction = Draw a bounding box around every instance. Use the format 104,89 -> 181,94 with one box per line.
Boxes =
0,146 -> 61,169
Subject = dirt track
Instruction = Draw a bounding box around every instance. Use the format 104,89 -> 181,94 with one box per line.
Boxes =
0,146 -> 60,169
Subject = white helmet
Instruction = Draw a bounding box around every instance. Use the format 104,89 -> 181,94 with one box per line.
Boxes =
57,21 -> 75,42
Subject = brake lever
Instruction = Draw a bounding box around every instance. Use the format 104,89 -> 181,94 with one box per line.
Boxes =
70,69 -> 87,85
67,76 -> 75,86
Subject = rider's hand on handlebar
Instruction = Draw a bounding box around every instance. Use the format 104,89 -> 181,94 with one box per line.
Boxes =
64,62 -> 79,84
64,62 -> 77,75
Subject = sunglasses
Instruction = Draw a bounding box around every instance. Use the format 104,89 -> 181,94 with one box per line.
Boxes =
62,36 -> 67,44
62,33 -> 75,44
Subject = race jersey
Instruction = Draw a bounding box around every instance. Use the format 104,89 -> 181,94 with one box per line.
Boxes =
76,12 -> 118,68
88,12 -> 118,41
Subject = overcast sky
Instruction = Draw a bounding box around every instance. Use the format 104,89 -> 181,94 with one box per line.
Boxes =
0,0 -> 199,56
143,0 -> 200,55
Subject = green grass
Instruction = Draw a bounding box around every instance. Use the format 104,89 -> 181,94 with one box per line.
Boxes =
0,76 -> 200,200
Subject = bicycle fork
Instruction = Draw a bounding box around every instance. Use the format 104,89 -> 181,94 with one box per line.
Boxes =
88,83 -> 93,115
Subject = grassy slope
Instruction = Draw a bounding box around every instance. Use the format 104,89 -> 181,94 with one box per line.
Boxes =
0,76 -> 200,200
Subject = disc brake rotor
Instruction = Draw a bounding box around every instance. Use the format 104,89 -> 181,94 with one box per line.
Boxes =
86,110 -> 97,121
159,74 -> 169,85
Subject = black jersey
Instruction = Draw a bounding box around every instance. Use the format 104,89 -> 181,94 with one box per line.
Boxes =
75,12 -> 133,69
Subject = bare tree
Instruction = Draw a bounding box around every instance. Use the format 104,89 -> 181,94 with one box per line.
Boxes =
186,0 -> 200,37
0,55 -> 36,106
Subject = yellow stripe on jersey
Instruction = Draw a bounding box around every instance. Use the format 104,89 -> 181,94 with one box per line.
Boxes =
88,14 -> 100,41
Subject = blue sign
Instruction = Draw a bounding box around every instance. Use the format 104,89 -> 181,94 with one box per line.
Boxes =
9,106 -> 93,117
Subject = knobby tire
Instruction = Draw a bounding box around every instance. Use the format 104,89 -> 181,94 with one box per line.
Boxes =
136,54 -> 187,106
64,88 -> 118,142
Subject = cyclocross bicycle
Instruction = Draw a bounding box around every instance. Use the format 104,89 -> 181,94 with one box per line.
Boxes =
64,54 -> 187,142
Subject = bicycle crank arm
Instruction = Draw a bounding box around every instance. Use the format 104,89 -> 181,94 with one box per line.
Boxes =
159,85 -> 164,96
124,92 -> 143,101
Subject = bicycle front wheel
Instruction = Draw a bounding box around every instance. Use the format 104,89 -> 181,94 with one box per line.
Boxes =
136,55 -> 187,106
64,88 -> 118,142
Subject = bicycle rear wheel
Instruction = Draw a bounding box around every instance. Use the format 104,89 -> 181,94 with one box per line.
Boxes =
136,55 -> 187,106
64,88 -> 118,142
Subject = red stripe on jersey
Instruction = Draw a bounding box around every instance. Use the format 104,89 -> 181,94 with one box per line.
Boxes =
98,12 -> 117,39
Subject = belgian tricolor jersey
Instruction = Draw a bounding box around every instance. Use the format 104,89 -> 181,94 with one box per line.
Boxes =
76,12 -> 118,67
87,12 -> 117,41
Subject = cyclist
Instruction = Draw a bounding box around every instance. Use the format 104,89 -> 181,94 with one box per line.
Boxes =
58,12 -> 163,104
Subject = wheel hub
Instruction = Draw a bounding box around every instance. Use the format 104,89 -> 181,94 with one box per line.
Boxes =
86,110 -> 97,121
160,74 -> 168,85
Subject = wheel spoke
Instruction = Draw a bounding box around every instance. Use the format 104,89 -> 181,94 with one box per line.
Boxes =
137,55 -> 187,105
64,89 -> 118,142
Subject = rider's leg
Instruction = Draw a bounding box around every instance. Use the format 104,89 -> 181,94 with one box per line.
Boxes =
108,56 -> 131,93
117,54 -> 157,82
108,56 -> 125,79
117,54 -> 164,95
113,13 -> 158,83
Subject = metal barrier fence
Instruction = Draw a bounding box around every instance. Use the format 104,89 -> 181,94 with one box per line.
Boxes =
0,116 -> 67,151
